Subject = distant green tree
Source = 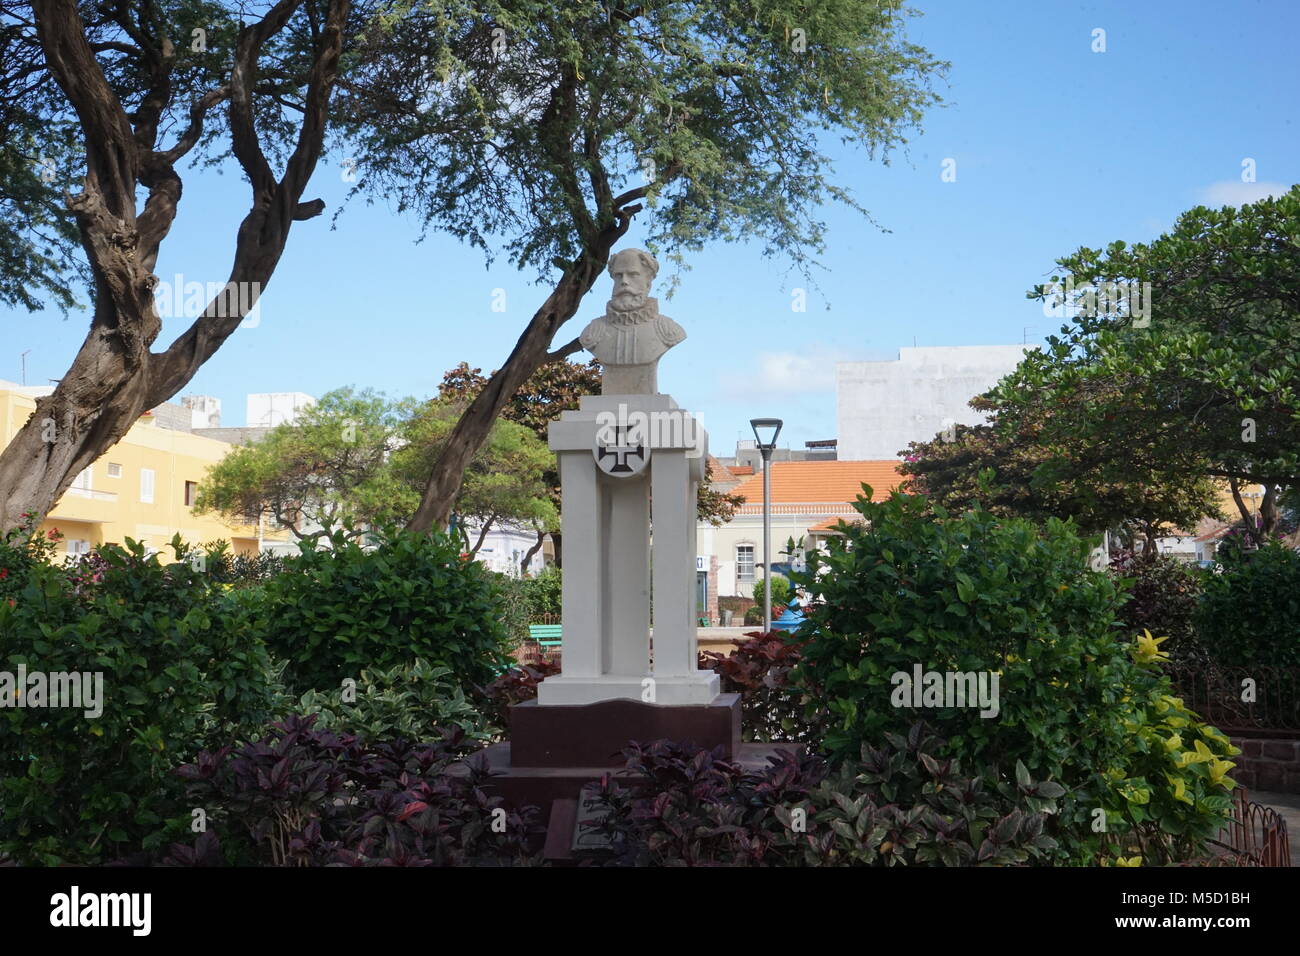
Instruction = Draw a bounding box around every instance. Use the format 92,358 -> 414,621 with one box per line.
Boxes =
195,387 -> 555,543
1001,187 -> 1300,546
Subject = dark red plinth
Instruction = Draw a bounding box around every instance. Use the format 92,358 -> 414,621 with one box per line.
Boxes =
449,693 -> 773,859
508,693 -> 742,767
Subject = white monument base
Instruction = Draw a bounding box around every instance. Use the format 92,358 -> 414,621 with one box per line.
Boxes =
536,671 -> 720,707
537,390 -> 715,708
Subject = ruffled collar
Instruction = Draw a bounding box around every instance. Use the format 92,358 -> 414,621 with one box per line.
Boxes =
604,297 -> 659,326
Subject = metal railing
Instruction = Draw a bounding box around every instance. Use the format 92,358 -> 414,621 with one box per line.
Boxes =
1169,664 -> 1300,735
1202,788 -> 1292,867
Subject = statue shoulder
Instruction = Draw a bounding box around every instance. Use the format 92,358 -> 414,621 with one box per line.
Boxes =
655,312 -> 686,346
579,315 -> 607,350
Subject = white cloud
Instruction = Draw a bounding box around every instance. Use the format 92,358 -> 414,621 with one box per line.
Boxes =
720,349 -> 840,400
1196,181 -> 1289,208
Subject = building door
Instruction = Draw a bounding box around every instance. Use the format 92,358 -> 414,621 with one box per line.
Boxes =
696,570 -> 708,621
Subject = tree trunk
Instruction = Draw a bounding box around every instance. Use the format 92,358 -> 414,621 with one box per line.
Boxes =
520,528 -> 545,575
405,216 -> 637,533
1227,477 -> 1264,547
467,515 -> 496,557
1260,483 -> 1278,538
0,0 -> 348,533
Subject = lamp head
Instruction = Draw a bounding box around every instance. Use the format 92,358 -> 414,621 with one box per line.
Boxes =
749,418 -> 783,453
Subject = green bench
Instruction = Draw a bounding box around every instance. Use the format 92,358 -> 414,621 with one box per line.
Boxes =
528,623 -> 563,646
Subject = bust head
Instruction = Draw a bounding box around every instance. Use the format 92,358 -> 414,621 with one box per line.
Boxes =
608,248 -> 658,313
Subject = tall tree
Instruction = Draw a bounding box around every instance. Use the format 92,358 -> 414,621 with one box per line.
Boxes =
331,0 -> 947,531
0,0 -> 358,531
1001,186 -> 1300,546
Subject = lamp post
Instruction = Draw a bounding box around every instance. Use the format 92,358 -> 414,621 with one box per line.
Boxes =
750,417 -> 783,632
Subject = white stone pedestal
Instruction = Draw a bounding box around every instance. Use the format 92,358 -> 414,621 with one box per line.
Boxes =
537,394 -> 720,706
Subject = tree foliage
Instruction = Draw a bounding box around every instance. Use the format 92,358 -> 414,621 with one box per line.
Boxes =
0,0 -> 362,530
905,189 -> 1300,546
1002,186 -> 1300,544
329,0 -> 947,531
194,386 -> 556,541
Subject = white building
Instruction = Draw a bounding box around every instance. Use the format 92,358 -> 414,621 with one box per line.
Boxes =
246,392 -> 315,428
837,345 -> 1030,460
463,519 -> 549,577
697,459 -> 906,599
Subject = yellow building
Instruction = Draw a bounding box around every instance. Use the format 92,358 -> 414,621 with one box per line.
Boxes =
1,382 -> 287,558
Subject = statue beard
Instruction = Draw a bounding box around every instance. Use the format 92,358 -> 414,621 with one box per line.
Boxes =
605,295 -> 658,326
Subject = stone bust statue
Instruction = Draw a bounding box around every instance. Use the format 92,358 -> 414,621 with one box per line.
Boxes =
580,248 -> 685,394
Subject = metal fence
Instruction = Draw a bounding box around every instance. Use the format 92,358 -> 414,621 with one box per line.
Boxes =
1169,664 -> 1300,736
1201,788 -> 1292,867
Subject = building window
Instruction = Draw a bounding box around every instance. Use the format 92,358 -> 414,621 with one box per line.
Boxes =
184,480 -> 198,506
736,545 -> 755,585
106,463 -> 122,478
70,466 -> 92,491
140,468 -> 155,504
66,539 -> 91,557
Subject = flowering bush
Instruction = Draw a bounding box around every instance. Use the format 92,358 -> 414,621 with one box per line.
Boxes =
0,512 -> 60,607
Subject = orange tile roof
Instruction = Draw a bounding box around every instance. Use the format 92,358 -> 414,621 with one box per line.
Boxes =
706,455 -> 736,481
730,465 -> 754,476
809,515 -> 864,533
730,460 -> 905,505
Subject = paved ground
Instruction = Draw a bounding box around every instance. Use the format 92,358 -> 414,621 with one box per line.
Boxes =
1251,791 -> 1300,866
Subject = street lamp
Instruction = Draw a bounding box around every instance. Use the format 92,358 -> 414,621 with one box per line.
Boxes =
750,417 -> 783,631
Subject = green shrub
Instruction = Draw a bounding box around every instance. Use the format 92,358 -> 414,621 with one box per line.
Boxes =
521,564 -> 562,619
254,528 -> 513,699
0,512 -> 61,607
794,490 -> 1235,863
189,539 -> 288,587
296,658 -> 493,748
493,573 -> 533,645
1197,541 -> 1300,668
797,724 -> 1062,866
1110,551 -> 1206,665
585,726 -> 1060,867
0,538 -> 282,865
752,574 -> 791,608
1096,657 -> 1239,866
700,631 -> 814,742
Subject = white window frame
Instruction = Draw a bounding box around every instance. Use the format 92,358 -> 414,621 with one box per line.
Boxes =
140,467 -> 155,504
106,462 -> 123,478
736,544 -> 756,585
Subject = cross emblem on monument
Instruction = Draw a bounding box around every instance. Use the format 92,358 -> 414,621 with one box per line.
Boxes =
594,424 -> 649,477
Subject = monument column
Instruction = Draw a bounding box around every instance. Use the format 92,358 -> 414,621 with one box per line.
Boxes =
604,475 -> 651,675
650,449 -> 693,678
556,449 -> 603,679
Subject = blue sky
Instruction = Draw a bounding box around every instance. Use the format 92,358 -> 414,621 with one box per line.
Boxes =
5,0 -> 1298,455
